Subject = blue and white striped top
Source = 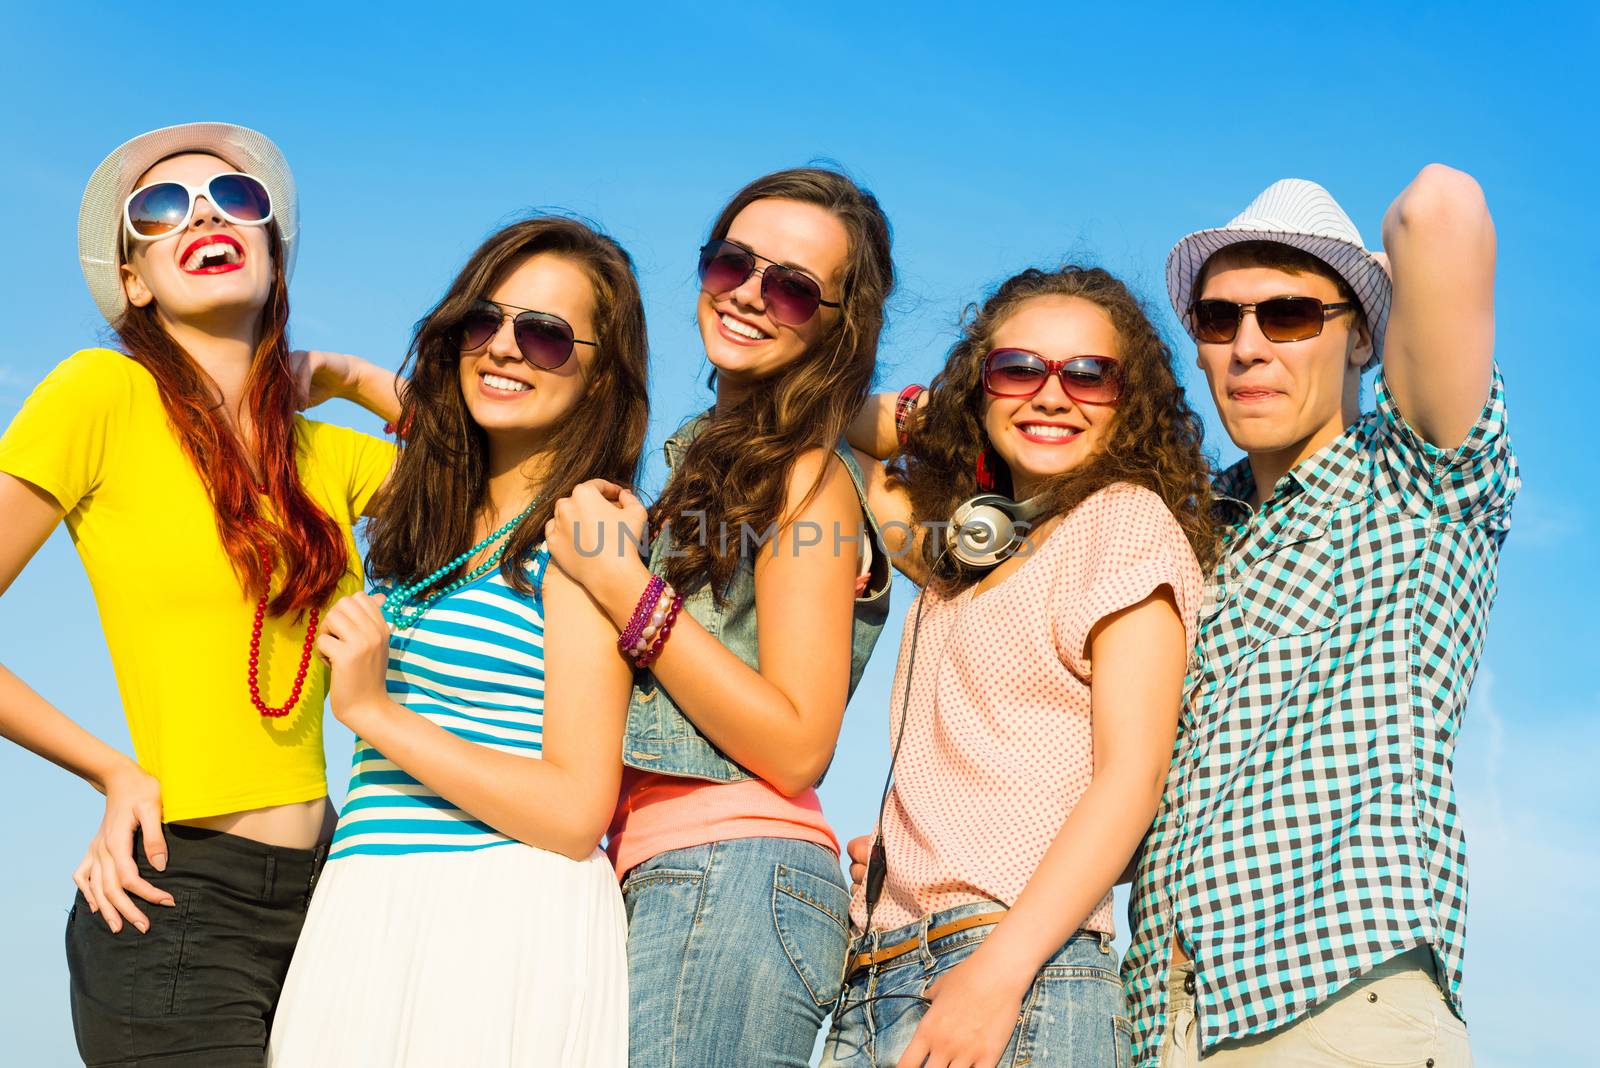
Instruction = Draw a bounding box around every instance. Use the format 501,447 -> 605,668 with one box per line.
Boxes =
328,549 -> 549,860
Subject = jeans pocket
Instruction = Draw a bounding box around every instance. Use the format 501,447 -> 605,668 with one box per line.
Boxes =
1010,968 -> 1125,1068
621,865 -> 704,894
620,866 -> 703,926
771,862 -> 851,1007
1113,1014 -> 1134,1068
66,886 -> 199,1064
1304,978 -> 1444,1066
160,888 -> 200,1014
69,887 -> 200,1011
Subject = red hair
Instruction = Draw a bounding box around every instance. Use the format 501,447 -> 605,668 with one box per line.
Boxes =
115,228 -> 348,616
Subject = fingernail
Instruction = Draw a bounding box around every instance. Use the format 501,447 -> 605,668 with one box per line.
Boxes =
162,898 -> 176,907
152,856 -> 167,872
135,921 -> 148,934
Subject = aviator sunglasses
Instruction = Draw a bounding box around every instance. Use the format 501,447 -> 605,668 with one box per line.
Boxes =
982,349 -> 1123,405
123,172 -> 274,241
456,300 -> 596,370
1189,296 -> 1358,344
697,239 -> 840,326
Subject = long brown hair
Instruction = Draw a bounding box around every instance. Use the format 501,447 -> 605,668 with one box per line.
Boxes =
115,226 -> 347,616
897,265 -> 1217,592
364,215 -> 650,595
651,167 -> 895,597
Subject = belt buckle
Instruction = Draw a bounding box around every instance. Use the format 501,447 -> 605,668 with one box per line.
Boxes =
842,928 -> 879,981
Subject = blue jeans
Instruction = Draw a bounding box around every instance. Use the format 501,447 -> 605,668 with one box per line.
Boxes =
621,837 -> 851,1067
821,902 -> 1133,1068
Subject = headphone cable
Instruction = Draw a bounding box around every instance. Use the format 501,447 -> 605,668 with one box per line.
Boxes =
861,571 -> 933,934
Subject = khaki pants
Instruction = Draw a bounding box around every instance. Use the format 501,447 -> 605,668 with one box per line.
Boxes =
1161,947 -> 1472,1067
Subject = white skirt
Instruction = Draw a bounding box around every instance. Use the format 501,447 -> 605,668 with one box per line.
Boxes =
268,844 -> 627,1067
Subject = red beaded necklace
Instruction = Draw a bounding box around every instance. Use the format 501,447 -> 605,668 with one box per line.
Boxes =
247,540 -> 320,718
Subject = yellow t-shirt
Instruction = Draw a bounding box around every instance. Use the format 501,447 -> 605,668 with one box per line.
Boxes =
0,348 -> 395,820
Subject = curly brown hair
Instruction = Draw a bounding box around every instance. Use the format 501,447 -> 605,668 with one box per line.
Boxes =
650,167 -> 895,598
896,265 -> 1218,592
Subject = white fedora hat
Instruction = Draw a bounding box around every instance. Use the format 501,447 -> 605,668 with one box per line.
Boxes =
77,121 -> 298,323
1166,178 -> 1390,368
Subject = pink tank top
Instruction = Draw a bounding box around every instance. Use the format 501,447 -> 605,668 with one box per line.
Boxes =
606,539 -> 874,877
607,769 -> 840,877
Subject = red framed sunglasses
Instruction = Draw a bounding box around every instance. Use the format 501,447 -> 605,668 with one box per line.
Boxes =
981,349 -> 1123,405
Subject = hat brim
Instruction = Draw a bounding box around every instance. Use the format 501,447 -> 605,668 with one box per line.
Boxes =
1166,226 -> 1390,370
77,122 -> 298,323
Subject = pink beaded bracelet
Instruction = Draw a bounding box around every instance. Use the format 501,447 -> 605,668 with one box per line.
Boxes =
635,591 -> 684,669
618,575 -> 666,656
627,586 -> 676,661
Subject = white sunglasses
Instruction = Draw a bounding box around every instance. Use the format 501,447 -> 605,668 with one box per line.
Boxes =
122,171 -> 274,244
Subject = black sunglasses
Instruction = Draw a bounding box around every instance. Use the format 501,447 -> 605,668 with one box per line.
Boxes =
456,301 -> 596,369
697,239 -> 840,326
1190,296 -> 1358,344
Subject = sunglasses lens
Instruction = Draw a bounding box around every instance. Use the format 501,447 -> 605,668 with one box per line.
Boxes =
985,350 -> 1049,396
762,266 -> 824,326
698,242 -> 754,296
208,174 -> 272,224
1256,297 -> 1325,342
1061,357 -> 1121,403
457,307 -> 502,351
1191,300 -> 1240,344
126,182 -> 191,237
514,315 -> 576,369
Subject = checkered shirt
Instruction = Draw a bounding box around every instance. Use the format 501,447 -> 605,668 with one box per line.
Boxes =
1123,368 -> 1518,1064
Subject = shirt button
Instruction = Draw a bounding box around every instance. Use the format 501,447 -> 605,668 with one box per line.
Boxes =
1184,973 -> 1196,996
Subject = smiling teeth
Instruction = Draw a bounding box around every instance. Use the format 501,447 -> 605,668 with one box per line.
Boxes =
483,373 -> 530,392
184,243 -> 240,270
1022,425 -> 1079,440
721,313 -> 769,340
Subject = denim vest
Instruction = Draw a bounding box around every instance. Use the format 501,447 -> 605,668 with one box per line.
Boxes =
622,413 -> 892,784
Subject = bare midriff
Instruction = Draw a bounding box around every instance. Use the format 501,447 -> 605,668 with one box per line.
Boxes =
176,796 -> 335,849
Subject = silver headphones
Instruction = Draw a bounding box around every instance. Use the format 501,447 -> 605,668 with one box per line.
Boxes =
946,493 -> 1048,570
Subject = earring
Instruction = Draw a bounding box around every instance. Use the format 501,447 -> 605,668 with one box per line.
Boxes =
975,446 -> 998,492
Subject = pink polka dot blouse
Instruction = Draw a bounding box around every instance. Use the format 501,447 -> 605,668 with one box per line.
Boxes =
850,482 -> 1201,935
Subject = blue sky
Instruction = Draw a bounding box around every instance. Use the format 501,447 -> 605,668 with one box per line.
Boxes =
1,3 -> 1594,1064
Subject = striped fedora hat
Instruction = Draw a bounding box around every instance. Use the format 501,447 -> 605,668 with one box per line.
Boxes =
1166,178 -> 1390,368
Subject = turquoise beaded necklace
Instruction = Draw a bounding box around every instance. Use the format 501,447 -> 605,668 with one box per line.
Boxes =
382,499 -> 539,631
